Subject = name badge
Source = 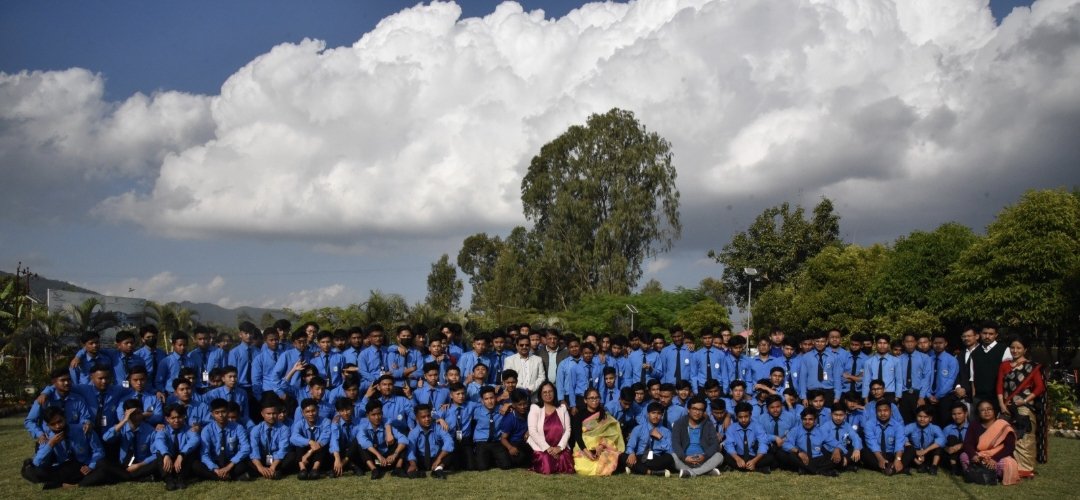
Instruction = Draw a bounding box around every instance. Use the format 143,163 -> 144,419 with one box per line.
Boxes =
100,414 -> 108,427
202,371 -> 210,383
456,430 -> 464,441
265,454 -> 274,464
823,372 -> 828,381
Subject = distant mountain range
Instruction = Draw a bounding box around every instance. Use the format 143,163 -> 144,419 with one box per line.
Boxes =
1,270 -> 288,329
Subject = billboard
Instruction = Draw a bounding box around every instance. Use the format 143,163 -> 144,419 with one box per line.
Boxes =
46,289 -> 147,344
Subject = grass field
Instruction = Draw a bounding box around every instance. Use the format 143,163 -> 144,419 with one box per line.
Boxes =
3,416 -> 1079,500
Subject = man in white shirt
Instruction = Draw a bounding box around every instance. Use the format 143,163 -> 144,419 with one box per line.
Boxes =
505,335 -> 545,393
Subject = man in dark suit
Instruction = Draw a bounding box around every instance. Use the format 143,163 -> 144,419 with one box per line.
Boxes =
537,329 -> 568,384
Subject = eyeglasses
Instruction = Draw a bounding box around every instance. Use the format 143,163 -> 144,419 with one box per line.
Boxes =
585,396 -> 600,401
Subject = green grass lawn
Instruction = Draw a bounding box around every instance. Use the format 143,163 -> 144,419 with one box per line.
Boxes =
3,416 -> 1079,499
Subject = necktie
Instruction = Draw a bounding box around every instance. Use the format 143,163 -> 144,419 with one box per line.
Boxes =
674,346 -> 682,382
323,354 -> 330,381
849,355 -> 857,392
706,349 -> 714,382
264,427 -> 271,456
646,434 -> 654,453
368,430 -> 377,451
587,364 -> 594,389
959,426 -> 966,440
734,357 -> 741,382
834,426 -> 839,443
806,430 -> 813,457
487,410 -> 496,442
662,408 -> 669,428
878,356 -> 885,384
150,348 -> 159,380
920,428 -> 926,449
343,422 -> 352,450
905,354 -> 913,391
173,430 -> 180,455
494,355 -> 503,384
606,387 -> 613,402
308,426 -> 316,442
218,426 -> 228,467
639,354 -> 647,384
423,430 -> 432,463
127,427 -> 137,465
773,417 -> 779,436
97,391 -> 106,427
246,346 -> 253,384
931,355 -> 939,393
879,424 -> 887,454
742,428 -> 750,458
455,407 -> 462,435
123,355 -> 132,377
817,352 -> 825,381
54,434 -> 68,464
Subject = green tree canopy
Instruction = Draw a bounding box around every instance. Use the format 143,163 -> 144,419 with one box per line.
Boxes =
867,222 -> 979,316
425,254 -> 463,315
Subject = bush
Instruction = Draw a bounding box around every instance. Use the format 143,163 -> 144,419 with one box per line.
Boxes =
1048,380 -> 1080,430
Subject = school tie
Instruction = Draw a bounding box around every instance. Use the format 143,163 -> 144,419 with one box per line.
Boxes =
96,391 -> 106,428
587,363 -> 594,389
817,352 -> 825,381
455,408 -> 462,436
246,346 -> 253,385
905,354 -> 913,391
806,430 -> 813,457
919,428 -> 927,449
218,427 -> 228,467
173,430 -> 181,455
53,434 -> 69,464
706,349 -> 714,383
931,354 -> 939,392
272,350 -> 279,365
126,427 -> 138,465
639,355 -> 647,385
674,346 -> 682,382
662,408 -> 669,428
849,355 -> 858,392
646,434 -> 654,453
423,429 -> 433,463
123,355 -> 132,378
487,410 -> 496,442
150,348 -> 159,380
343,422 -> 352,450
742,428 -> 751,458
878,424 -> 887,454
308,426 -> 317,442
734,357 -> 741,382
772,417 -> 780,436
878,356 -> 885,384
323,354 -> 330,381
834,426 -> 840,443
494,355 -> 503,384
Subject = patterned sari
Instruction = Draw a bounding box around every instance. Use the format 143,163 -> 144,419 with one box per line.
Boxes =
573,413 -> 624,476
1001,361 -> 1046,471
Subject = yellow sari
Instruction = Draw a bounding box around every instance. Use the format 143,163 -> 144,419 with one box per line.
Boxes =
573,412 -> 624,476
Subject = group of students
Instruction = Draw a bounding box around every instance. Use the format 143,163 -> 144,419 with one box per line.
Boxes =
21,319 -> 1046,489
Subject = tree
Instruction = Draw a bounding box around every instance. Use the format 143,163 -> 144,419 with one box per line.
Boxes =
674,299 -> 732,335
867,222 -> 978,317
640,279 -> 664,295
521,108 -> 681,309
708,198 -> 841,306
696,277 -> 732,307
457,232 -> 502,311
426,254 -> 463,314
66,297 -> 119,335
946,189 -> 1080,351
361,290 -> 410,326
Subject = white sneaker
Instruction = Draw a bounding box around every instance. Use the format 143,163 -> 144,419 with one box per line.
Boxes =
625,467 -> 632,475
664,470 -> 672,478
707,468 -> 721,476
679,470 -> 690,478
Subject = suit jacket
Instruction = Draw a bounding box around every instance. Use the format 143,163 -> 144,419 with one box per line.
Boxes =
670,415 -> 719,460
537,346 -> 569,382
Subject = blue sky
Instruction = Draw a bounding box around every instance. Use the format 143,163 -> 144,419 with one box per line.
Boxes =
2,0 -> 1073,314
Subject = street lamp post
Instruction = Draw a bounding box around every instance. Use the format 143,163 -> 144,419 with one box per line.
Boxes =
743,268 -> 758,331
625,304 -> 639,331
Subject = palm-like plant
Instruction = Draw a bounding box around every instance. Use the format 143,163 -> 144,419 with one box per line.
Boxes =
65,297 -> 119,335
143,301 -> 199,352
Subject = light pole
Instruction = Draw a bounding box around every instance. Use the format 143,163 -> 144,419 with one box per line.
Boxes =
625,304 -> 639,331
743,268 -> 758,331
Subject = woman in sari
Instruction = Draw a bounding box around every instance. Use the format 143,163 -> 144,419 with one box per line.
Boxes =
528,381 -> 575,474
962,400 -> 1020,485
571,388 -> 625,476
996,335 -> 1046,479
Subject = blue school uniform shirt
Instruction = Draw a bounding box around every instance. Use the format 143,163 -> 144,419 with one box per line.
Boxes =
386,345 -> 424,388
248,421 -> 290,462
626,423 -> 673,455
32,424 -> 104,468
103,421 -> 157,466
289,416 -> 332,448
190,346 -> 225,389
486,350 -> 512,385
556,356 -> 581,403
776,355 -> 801,393
200,421 -> 251,468
755,411 -> 798,443
783,424 -> 839,458
839,351 -> 866,394
797,349 -> 841,399
271,346 -> 311,397
413,385 -> 450,410
638,404 -> 688,429
723,421 -> 769,457
929,351 -> 960,399
863,353 -> 900,399
607,355 -> 631,389
62,383 -> 127,431
291,395 -> 336,423
748,356 -> 781,385
361,394 -> 415,435
163,397 -> 211,428
151,425 -> 200,457
156,351 -> 198,394
359,345 -> 390,388
117,389 -> 163,425
598,383 -> 620,407
905,422 -> 945,450
69,349 -> 115,386
441,401 -> 477,441
25,389 -> 92,439
251,345 -> 284,395
471,405 -> 505,443
896,350 -> 932,397
861,401 -> 903,431
821,418 -> 862,452
499,411 -> 528,442
606,400 -> 639,432
111,350 -> 147,390
865,418 -> 906,454
357,419 -> 407,455
204,385 -> 249,422
329,418 -> 359,455
659,343 -> 694,384
724,353 -> 752,388
456,351 -> 489,384
570,359 -> 602,406
407,425 -> 455,462
227,343 -> 259,390
692,347 -> 725,392
943,422 -> 969,444
135,345 -> 167,392
310,350 -> 346,389
423,354 -> 454,386
625,350 -> 663,387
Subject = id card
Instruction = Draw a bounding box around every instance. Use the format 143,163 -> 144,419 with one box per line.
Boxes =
202,371 -> 210,383
100,414 -> 108,427
265,454 -> 274,464
646,451 -> 653,460
121,380 -> 130,388
456,431 -> 463,441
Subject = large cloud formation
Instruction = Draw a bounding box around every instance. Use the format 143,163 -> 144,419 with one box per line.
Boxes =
4,0 -> 1079,249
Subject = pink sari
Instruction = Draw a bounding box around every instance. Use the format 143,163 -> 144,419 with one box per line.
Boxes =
531,410 -> 575,474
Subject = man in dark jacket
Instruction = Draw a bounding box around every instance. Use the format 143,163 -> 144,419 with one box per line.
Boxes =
670,396 -> 723,477
537,329 -> 569,384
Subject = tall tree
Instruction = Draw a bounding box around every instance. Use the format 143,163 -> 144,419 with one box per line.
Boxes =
521,108 -> 681,309
457,232 -> 504,311
426,254 -> 464,314
946,189 -> 1080,348
866,222 -> 979,317
708,198 -> 841,306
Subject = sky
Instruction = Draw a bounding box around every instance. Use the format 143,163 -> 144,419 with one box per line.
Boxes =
1,0 -> 1074,314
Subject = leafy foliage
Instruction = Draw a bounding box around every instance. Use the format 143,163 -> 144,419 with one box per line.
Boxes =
425,254 -> 463,315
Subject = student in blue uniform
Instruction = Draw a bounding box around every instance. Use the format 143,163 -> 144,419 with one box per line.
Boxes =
191,327 -> 226,391
154,403 -> 200,490
136,325 -> 167,394
102,398 -> 158,482
311,331 -> 346,390
692,328 -> 725,393
120,366 -> 162,426
749,337 -> 780,383
362,375 -> 415,435
498,390 -> 532,469
227,322 -> 260,401
328,397 -> 363,477
571,343 -> 602,410
862,379 -> 902,431
608,387 -> 640,441
109,331 -> 147,390
556,336 -> 582,406
466,364 -> 489,403
722,402 -> 773,473
621,402 -> 674,476
438,382 -> 476,471
204,365 -> 249,423
927,332 -> 960,426
70,332 -> 114,386
821,404 -> 862,472
896,334 -> 932,423
26,368 -> 92,444
626,334 -> 663,388
357,399 -> 407,480
862,399 -> 907,475
708,399 -> 732,446
24,406 -> 111,489
414,362 -> 450,410
777,338 -> 801,394
902,405 -> 945,475
797,331 -> 840,407
755,395 -> 797,460
249,398 -> 294,480
290,397 -> 331,479
660,326 -> 693,386
406,404 -> 453,479
194,398 -> 252,481
641,384 -> 688,429
359,326 -> 391,391
292,376 -> 335,423
252,328 -> 284,396
724,336 -> 750,388
840,333 -> 866,399
165,378 -> 210,431
472,386 -> 508,470
722,380 -> 752,416
941,402 -> 969,475
156,333 -> 195,395
863,334 -> 899,402
779,408 -> 840,476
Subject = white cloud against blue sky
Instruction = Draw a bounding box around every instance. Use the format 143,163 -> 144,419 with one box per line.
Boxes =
1,0 -> 1075,313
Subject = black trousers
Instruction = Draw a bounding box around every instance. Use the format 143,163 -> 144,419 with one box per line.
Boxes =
294,445 -> 329,470
860,448 -> 902,472
722,453 -> 775,472
360,450 -> 403,472
449,437 -> 475,471
252,451 -> 299,478
504,440 -> 531,468
619,453 -> 675,475
119,456 -> 161,482
943,435 -> 963,472
776,451 -> 836,475
159,452 -> 196,482
899,391 -> 921,423
192,459 -> 251,481
473,441 -> 511,470
26,460 -> 116,487
903,445 -> 941,468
